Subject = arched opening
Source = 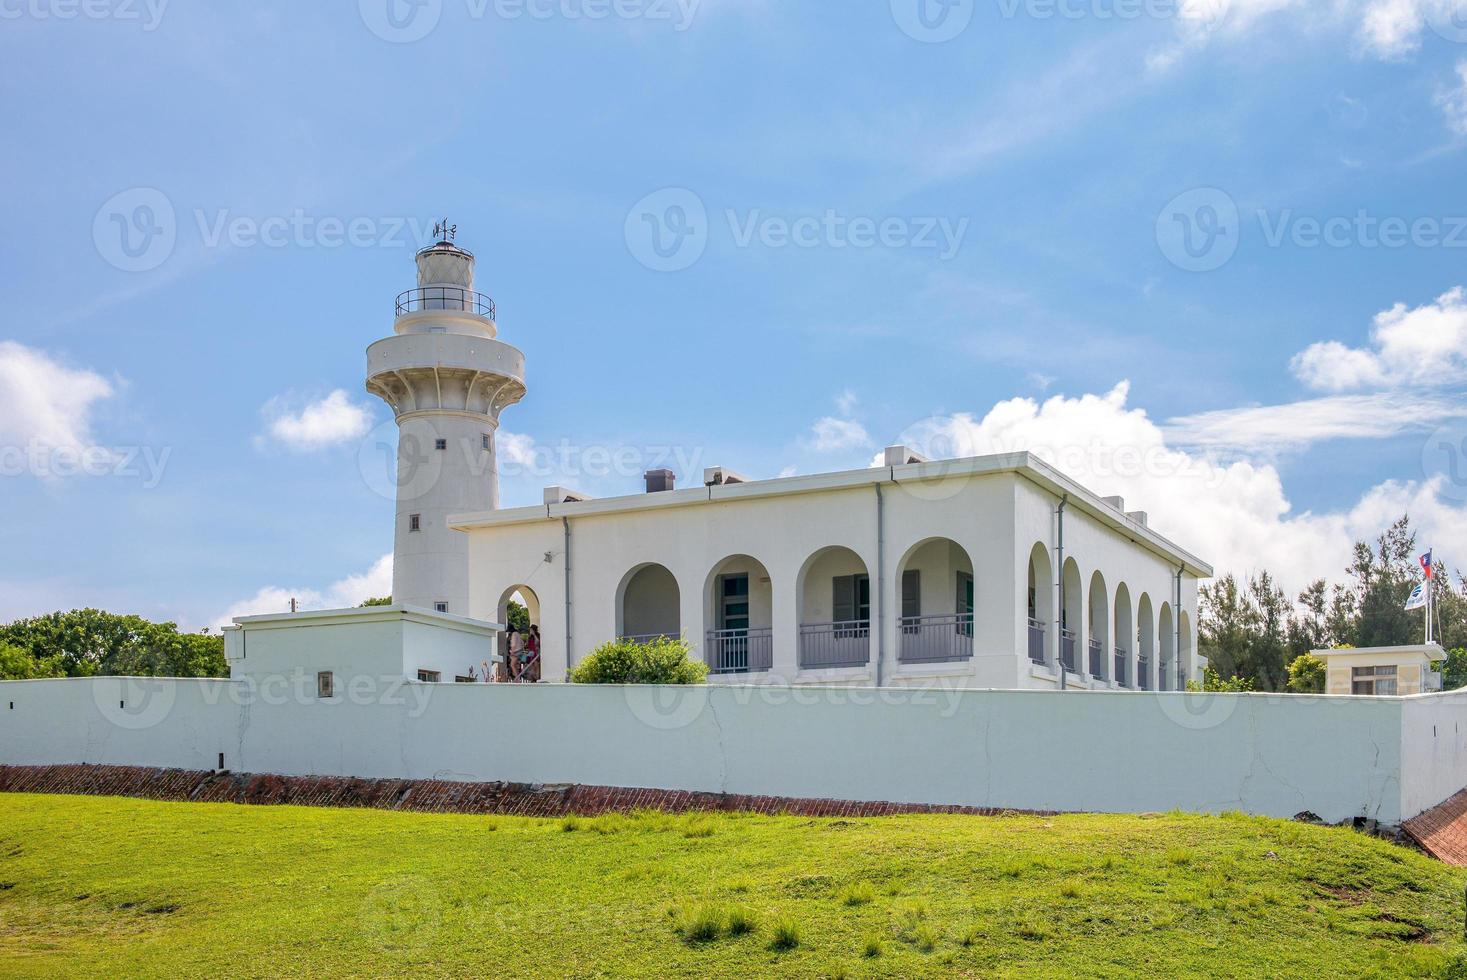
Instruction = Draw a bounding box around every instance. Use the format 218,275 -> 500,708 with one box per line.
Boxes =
1027,543 -> 1053,665
1061,557 -> 1083,674
616,563 -> 681,642
1159,602 -> 1175,691
1114,584 -> 1133,687
1179,610 -> 1193,688
896,537 -> 976,665
1088,571 -> 1109,681
495,584 -> 542,682
1137,593 -> 1155,691
797,546 -> 872,669
703,555 -> 774,675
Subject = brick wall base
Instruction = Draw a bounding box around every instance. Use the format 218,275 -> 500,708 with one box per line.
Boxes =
0,765 -> 1050,819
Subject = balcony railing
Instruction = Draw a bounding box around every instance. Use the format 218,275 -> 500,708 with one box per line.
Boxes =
395,286 -> 496,319
799,621 -> 870,669
1137,655 -> 1150,690
898,614 -> 975,664
706,628 -> 773,675
1088,637 -> 1104,678
1027,617 -> 1046,665
1114,646 -> 1127,687
1060,627 -> 1078,673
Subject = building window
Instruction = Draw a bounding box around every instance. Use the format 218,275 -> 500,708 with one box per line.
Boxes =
482,433 -> 491,451
718,574 -> 749,631
409,513 -> 421,532
1351,665 -> 1398,696
435,438 -> 447,451
317,671 -> 334,699
434,601 -> 448,613
832,574 -> 870,634
901,569 -> 921,629
417,669 -> 442,683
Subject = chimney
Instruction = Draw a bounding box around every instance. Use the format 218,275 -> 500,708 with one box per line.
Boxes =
644,469 -> 676,493
1103,495 -> 1125,512
1126,510 -> 1149,527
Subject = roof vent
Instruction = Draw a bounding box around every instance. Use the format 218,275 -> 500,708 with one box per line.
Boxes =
704,466 -> 749,487
884,445 -> 930,466
644,469 -> 676,493
1126,510 -> 1149,527
544,485 -> 590,505
1103,496 -> 1125,512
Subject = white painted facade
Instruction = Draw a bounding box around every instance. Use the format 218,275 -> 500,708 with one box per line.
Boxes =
454,451 -> 1211,691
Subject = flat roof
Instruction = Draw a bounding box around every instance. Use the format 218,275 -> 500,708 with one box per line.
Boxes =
450,451 -> 1213,578
1312,644 -> 1445,660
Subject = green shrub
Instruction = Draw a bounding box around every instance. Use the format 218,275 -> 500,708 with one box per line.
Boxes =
769,915 -> 801,950
861,933 -> 883,957
567,635 -> 708,685
726,906 -> 758,936
677,904 -> 726,943
839,881 -> 875,906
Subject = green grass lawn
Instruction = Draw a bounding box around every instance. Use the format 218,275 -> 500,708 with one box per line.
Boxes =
1,793 -> 1465,978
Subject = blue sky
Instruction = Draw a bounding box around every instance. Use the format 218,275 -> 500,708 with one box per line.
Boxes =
4,0 -> 1467,629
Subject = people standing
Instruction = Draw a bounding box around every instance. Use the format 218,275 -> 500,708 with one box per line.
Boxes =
506,626 -> 524,681
525,625 -> 541,683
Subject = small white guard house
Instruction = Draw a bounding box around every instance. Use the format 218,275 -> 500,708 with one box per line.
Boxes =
452,449 -> 1211,690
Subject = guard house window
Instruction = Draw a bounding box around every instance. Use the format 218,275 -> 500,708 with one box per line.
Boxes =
316,671 -> 334,699
435,438 -> 447,451
434,601 -> 448,613
417,669 -> 441,683
1352,665 -> 1398,696
409,513 -> 421,532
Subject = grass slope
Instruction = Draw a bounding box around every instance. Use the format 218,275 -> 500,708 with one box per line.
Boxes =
0,793 -> 1464,978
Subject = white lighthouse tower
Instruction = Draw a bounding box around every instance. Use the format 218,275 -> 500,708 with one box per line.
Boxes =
365,225 -> 526,615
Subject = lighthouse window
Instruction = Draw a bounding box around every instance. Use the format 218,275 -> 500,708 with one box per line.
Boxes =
434,601 -> 448,613
409,513 -> 421,532
481,433 -> 490,451
435,438 -> 447,451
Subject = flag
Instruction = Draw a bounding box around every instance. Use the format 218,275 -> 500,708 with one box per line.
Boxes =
1405,581 -> 1428,611
1421,550 -> 1434,579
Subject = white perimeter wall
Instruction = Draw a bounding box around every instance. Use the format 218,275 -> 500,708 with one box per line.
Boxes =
5,678 -> 1466,826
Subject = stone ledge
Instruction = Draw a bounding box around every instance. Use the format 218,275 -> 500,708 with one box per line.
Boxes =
0,764 -> 1053,819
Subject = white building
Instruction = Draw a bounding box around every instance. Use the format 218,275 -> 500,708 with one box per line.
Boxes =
358,234 -> 1209,690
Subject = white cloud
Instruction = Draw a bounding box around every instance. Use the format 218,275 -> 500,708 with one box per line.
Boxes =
1166,390 -> 1467,452
835,390 -> 859,417
809,417 -> 871,453
260,389 -> 373,451
497,430 -> 538,468
1291,287 -> 1467,391
1437,59 -> 1467,135
215,553 -> 393,629
0,341 -> 117,470
891,383 -> 1467,596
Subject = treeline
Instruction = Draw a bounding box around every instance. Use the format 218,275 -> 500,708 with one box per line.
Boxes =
1200,516 -> 1467,692
0,609 -> 226,680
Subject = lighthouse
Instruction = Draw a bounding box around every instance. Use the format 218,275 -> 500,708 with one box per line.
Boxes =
365,226 -> 526,615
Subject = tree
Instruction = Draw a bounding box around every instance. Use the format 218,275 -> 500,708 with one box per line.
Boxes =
359,597 -> 393,607
0,643 -> 64,680
1440,648 -> 1467,691
1186,667 -> 1254,692
504,600 -> 530,633
1351,517 -> 1418,648
1286,653 -> 1326,694
568,635 -> 708,685
0,610 -> 225,678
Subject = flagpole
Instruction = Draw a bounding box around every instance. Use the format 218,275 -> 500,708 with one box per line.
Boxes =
1426,558 -> 1433,646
